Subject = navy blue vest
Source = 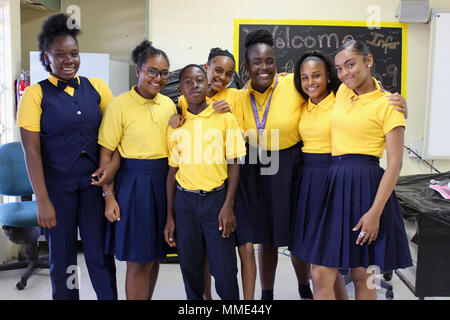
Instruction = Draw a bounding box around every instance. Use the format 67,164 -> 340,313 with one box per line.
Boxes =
39,76 -> 102,173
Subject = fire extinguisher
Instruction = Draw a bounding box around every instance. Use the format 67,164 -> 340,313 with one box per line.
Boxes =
15,70 -> 30,118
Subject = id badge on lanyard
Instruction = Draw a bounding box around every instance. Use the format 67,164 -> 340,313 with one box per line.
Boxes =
250,78 -> 278,160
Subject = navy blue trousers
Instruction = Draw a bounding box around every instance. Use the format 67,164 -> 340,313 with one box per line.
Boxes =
43,155 -> 117,300
174,187 -> 239,300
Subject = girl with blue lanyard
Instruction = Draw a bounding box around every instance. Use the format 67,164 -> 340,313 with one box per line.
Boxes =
17,13 -> 117,300
232,29 -> 312,300
97,40 -> 177,300
308,40 -> 412,299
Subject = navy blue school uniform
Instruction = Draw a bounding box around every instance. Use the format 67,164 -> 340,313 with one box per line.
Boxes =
289,94 -> 335,259
289,153 -> 331,259
174,187 -> 240,300
167,105 -> 245,300
104,158 -> 168,263
307,82 -> 412,272
18,75 -> 118,300
310,155 -> 413,271
233,75 -> 304,248
98,88 -> 177,264
235,142 -> 302,247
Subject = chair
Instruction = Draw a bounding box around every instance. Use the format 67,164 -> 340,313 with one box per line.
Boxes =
343,269 -> 394,300
0,142 -> 49,290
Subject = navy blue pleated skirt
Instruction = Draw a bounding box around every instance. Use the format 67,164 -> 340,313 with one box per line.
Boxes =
105,158 -> 168,264
234,142 -> 302,247
289,153 -> 331,257
304,154 -> 412,272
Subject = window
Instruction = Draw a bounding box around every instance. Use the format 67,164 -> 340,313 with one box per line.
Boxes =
0,0 -> 14,146
0,0 -> 17,205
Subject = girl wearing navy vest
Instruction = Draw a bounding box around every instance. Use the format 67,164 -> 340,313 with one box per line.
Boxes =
18,14 -> 117,300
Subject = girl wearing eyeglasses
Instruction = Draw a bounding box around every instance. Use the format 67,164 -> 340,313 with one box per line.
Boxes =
96,40 -> 177,300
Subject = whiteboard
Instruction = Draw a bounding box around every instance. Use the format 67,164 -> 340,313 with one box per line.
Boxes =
423,10 -> 450,159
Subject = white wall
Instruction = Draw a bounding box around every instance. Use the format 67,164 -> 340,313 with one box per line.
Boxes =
149,0 -> 450,176
21,0 -> 146,70
0,0 -> 22,263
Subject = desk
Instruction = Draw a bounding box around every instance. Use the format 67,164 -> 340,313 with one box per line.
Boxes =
396,203 -> 450,299
395,172 -> 450,299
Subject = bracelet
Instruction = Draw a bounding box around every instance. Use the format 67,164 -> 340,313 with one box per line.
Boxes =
102,190 -> 114,197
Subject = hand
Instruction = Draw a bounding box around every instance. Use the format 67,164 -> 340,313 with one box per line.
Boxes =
169,114 -> 186,129
212,99 -> 231,113
218,204 -> 236,238
277,72 -> 289,77
37,198 -> 57,229
387,93 -> 408,119
353,210 -> 380,246
104,194 -> 120,223
164,217 -> 176,247
91,162 -> 116,186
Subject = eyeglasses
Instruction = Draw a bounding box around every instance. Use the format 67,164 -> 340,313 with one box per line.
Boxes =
139,67 -> 170,80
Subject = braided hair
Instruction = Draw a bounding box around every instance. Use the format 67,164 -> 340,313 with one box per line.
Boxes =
38,13 -> 80,72
244,29 -> 274,63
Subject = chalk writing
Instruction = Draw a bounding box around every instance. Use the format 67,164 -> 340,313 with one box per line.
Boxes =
366,32 -> 400,54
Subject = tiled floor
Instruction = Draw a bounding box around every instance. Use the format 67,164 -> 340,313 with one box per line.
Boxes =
0,218 -> 446,300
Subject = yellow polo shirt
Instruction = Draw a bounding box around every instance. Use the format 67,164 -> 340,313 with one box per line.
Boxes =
298,92 -> 335,154
331,80 -> 406,158
233,73 -> 304,151
17,74 -> 113,132
167,105 -> 246,191
98,86 -> 177,159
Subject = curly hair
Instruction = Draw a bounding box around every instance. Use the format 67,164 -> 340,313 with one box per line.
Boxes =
131,40 -> 169,68
38,13 -> 80,72
244,29 -> 274,63
293,50 -> 341,101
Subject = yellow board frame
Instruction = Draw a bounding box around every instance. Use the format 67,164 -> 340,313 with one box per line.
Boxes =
233,19 -> 408,97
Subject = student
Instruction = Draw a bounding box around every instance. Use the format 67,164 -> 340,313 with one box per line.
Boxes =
287,50 -> 348,300
175,48 -> 239,118
97,40 -> 176,300
232,29 -> 313,300
164,64 -> 246,300
170,48 -> 257,300
17,13 -> 117,300
290,50 -> 408,299
308,40 -> 412,300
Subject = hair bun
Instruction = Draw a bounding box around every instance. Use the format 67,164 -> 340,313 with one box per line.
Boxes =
38,13 -> 81,72
130,40 -> 169,68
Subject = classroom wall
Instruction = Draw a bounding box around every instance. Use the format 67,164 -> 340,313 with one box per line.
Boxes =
1,0 -> 22,263
149,0 -> 450,176
20,0 -> 146,71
